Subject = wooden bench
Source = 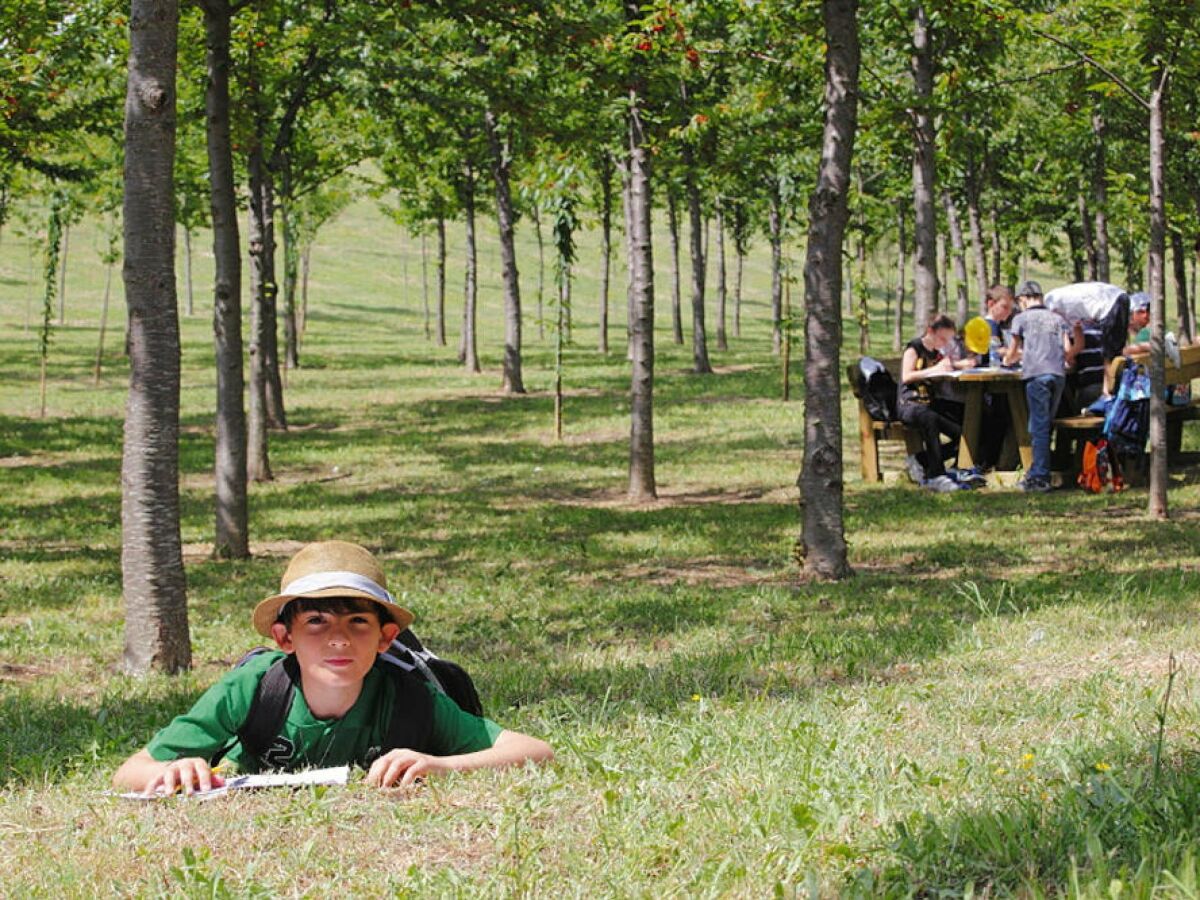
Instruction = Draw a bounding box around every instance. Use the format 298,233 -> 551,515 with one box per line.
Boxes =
847,357 -> 922,482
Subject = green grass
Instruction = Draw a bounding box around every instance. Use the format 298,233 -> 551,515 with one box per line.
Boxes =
2,200 -> 1200,896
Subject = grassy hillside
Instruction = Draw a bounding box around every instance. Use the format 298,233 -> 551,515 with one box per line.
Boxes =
2,198 -> 1199,896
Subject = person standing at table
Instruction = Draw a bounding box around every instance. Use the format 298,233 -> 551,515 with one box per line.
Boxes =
978,285 -> 1016,469
1003,280 -> 1082,492
898,313 -> 977,492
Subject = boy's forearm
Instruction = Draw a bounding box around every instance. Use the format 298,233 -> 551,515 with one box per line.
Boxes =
439,730 -> 553,773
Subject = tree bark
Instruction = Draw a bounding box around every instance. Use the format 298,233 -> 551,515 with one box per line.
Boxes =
715,196 -> 728,352
598,151 -> 613,355
1172,230 -> 1192,342
666,187 -> 684,345
965,162 -> 988,311
909,4 -> 938,328
624,4 -> 656,501
1147,73 -> 1168,519
280,192 -> 300,370
1092,110 -> 1111,283
121,0 -> 190,674
734,246 -> 744,339
246,144 -> 274,483
436,214 -> 447,346
460,167 -> 481,374
300,243 -> 310,334
893,202 -> 907,351
769,180 -> 784,354
1078,191 -> 1098,280
532,203 -> 545,341
247,147 -> 286,430
684,149 -> 713,374
484,108 -> 524,393
203,0 -> 248,557
799,0 -> 858,581
420,232 -> 430,340
57,222 -> 69,325
183,225 -> 194,316
989,208 -> 1001,293
942,190 -> 969,325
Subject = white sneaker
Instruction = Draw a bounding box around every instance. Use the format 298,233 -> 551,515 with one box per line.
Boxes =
905,455 -> 925,484
923,474 -> 962,493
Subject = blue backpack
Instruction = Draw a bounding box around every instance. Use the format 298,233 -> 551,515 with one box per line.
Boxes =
1104,363 -> 1150,456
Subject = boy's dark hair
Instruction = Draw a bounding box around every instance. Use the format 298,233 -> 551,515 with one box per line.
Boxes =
927,313 -> 956,332
278,596 -> 395,628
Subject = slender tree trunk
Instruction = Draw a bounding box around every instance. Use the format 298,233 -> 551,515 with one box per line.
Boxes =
936,231 -> 948,313
1172,230 -> 1192,342
280,192 -> 300,370
715,196 -> 728,351
436,214 -> 447,347
461,169 -> 481,374
531,203 -> 545,340
94,258 -> 114,383
248,148 -> 286,429
1078,192 -> 1098,280
799,0 -> 858,581
1147,75 -> 1168,519
598,152 -> 613,355
965,163 -> 988,310
1066,217 -> 1086,283
1092,110 -> 1111,283
484,108 -> 524,393
989,208 -> 1002,293
121,0 -> 190,674
893,203 -> 907,351
857,228 -> 869,354
183,225 -> 194,316
910,4 -> 938,327
734,246 -> 744,339
246,145 -> 274,482
300,243 -> 310,333
684,151 -> 713,374
203,0 -> 248,556
667,188 -> 684,345
420,232 -> 431,340
624,7 -> 656,501
57,222 -> 70,325
943,190 -> 969,325
769,181 -> 784,354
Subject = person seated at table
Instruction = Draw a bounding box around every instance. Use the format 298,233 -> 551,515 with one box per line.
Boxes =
1122,292 -> 1151,356
898,314 -> 977,492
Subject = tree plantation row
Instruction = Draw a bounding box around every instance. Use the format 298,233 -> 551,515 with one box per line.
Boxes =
5,0 -> 1198,670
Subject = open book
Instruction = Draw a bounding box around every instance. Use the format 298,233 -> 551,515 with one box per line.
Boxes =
116,765 -> 350,801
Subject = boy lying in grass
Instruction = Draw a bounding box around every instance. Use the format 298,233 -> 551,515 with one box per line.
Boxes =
113,541 -> 552,794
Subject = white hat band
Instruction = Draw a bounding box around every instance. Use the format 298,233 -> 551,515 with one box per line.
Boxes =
281,571 -> 395,606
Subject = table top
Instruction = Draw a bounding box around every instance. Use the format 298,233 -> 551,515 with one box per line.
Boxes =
923,366 -> 1024,383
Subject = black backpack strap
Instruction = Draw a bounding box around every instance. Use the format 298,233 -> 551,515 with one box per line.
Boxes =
381,666 -> 435,755
235,654 -> 301,763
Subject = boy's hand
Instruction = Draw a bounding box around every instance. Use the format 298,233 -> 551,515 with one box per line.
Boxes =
145,757 -> 225,796
366,748 -> 447,788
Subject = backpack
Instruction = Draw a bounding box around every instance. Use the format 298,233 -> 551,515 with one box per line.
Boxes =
1077,438 -> 1124,493
222,629 -> 483,768
1104,363 -> 1150,457
857,357 -> 899,423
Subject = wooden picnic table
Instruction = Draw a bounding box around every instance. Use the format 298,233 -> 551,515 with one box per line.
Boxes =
924,367 -> 1032,472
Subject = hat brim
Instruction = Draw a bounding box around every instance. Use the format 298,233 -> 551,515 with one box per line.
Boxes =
252,587 -> 414,637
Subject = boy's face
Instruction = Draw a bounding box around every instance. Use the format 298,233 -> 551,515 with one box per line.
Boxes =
1130,308 -> 1150,330
988,297 -> 1013,322
271,604 -> 400,692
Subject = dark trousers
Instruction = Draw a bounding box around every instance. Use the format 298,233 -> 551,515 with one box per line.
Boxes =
898,400 -> 962,479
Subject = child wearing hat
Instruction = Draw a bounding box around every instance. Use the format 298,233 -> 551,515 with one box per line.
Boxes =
113,541 -> 553,794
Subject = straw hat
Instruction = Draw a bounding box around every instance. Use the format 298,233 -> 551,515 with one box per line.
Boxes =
252,541 -> 414,637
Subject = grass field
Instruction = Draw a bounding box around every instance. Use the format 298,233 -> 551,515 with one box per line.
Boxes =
2,198 -> 1200,897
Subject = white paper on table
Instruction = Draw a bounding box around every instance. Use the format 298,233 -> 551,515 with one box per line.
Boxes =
114,765 -> 350,801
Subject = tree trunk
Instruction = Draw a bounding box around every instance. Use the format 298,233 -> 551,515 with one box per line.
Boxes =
942,190 -> 969,325
799,0 -> 858,581
57,222 -> 70,325
965,163 -> 988,311
300,243 -> 310,333
461,168 -> 481,374
936,231 -> 948,313
436,214 -> 447,347
769,181 -> 784,354
532,203 -> 545,342
857,228 -> 869,354
1147,75 -> 1168,519
1092,110 -> 1111,283
484,108 -> 524,393
624,7 -> 656,501
989,208 -> 1001,293
734,246 -> 744,339
1066,216 -> 1085,283
420,232 -> 431,340
280,192 -> 300,370
121,0 -> 190,674
667,188 -> 684,345
183,225 -> 194,316
715,196 -> 728,351
247,145 -> 286,430
1172,230 -> 1191,342
910,4 -> 938,328
685,151 -> 712,374
94,258 -> 113,383
598,152 -> 613,355
893,202 -> 906,351
246,144 -> 274,482
1078,192 -> 1098,280
204,0 -> 248,556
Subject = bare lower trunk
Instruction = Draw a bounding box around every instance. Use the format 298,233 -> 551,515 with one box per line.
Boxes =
532,204 -> 545,340
715,196 -> 727,351
280,195 -> 300,370
203,0 -> 248,556
1172,231 -> 1192,342
57,223 -> 70,324
121,0 -> 190,673
485,108 -> 524,393
769,183 -> 783,354
300,244 -> 310,333
893,203 -> 906,351
1078,192 -> 1098,280
248,148 -> 286,430
685,154 -> 712,374
436,214 -> 447,347
246,145 -> 274,482
667,189 -> 683,345
734,248 -> 744,338
461,171 -> 481,374
943,190 -> 969,325
598,152 -> 613,355
621,157 -> 634,361
856,229 -> 869,354
1092,110 -> 1111,283
910,4 -> 938,327
965,165 -> 988,310
183,226 -> 194,316
1147,77 -> 1168,519
420,232 -> 431,340
989,208 -> 1001,292
799,0 -> 857,581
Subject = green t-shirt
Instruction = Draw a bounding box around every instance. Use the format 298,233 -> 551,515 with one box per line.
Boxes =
146,650 -> 501,772
1134,325 -> 1151,344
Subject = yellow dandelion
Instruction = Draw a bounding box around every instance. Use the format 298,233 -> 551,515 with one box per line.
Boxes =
1095,761 -> 1111,772
691,694 -> 701,701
